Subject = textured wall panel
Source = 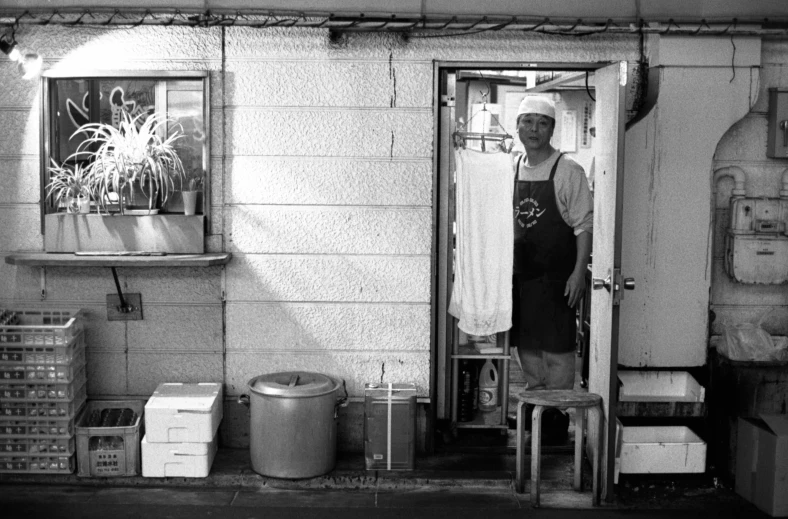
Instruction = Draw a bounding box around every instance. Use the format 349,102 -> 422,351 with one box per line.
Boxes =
226,60 -> 432,108
226,109 -> 432,158
226,157 -> 432,206
225,350 -> 429,396
762,40 -> 788,66
0,66 -> 40,108
227,206 -> 431,255
0,206 -> 43,252
85,351 -> 127,396
127,352 -> 223,396
225,27 -> 394,60
120,267 -> 223,303
127,304 -> 223,353
226,254 -> 430,303
0,158 -> 39,205
32,267 -> 122,303
0,263 -> 42,301
20,25 -> 222,61
0,112 -> 40,157
713,115 -> 768,162
225,302 -> 430,351
79,305 -> 127,352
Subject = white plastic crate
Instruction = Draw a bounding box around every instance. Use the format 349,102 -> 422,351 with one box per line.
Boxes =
0,436 -> 75,456
0,383 -> 86,419
144,383 -> 222,443
618,370 -> 705,402
0,367 -> 86,402
141,433 -> 217,478
0,344 -> 85,383
75,400 -> 144,477
619,426 -> 706,474
0,454 -> 74,473
0,415 -> 78,438
0,308 -> 83,347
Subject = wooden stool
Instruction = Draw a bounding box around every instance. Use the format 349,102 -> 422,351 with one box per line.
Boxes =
514,389 -> 603,507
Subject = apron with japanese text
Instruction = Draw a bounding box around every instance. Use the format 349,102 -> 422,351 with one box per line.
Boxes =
512,153 -> 577,353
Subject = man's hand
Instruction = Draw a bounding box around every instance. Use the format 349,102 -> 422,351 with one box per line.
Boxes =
564,269 -> 587,308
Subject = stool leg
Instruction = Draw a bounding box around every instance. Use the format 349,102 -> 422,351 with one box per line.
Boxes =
516,401 -> 526,494
530,405 -> 544,507
590,405 -> 602,506
574,407 -> 585,491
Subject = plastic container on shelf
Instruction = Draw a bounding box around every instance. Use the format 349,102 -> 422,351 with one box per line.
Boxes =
478,359 -> 499,412
457,360 -> 477,422
0,382 -> 86,419
75,400 -> 144,477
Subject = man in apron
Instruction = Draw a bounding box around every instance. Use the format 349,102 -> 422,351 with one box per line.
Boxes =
512,96 -> 593,444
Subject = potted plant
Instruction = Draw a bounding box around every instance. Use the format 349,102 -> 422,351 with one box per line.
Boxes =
74,111 -> 186,215
45,158 -> 94,214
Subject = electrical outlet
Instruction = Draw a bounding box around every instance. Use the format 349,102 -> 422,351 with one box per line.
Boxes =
106,293 -> 143,321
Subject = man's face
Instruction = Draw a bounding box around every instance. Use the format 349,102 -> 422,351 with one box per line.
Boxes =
517,113 -> 555,151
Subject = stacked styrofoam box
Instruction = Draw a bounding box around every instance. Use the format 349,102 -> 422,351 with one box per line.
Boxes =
141,383 -> 222,478
0,309 -> 86,474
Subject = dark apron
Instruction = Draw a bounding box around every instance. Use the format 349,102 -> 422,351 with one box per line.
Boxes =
512,153 -> 577,353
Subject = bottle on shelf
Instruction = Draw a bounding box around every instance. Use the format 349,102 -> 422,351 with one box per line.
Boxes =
478,359 -> 499,412
457,359 -> 477,422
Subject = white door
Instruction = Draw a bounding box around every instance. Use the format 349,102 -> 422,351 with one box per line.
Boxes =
587,61 -> 631,502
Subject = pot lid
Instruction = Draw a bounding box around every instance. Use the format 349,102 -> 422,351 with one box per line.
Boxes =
248,371 -> 337,397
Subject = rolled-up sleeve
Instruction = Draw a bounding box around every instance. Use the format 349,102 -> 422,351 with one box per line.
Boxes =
556,160 -> 593,236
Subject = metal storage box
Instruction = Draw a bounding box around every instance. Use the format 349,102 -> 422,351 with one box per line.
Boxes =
619,426 -> 706,474
144,383 -> 223,443
364,383 -> 417,471
141,433 -> 217,478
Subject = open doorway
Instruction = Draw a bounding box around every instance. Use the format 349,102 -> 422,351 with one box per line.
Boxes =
434,66 -> 598,450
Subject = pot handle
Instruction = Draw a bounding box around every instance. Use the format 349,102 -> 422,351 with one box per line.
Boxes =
238,394 -> 250,408
334,379 -> 349,418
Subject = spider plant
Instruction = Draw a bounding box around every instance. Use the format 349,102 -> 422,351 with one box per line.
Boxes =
45,158 -> 94,213
73,111 -> 186,214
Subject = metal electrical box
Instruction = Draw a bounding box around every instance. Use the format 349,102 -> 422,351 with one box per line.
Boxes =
767,88 -> 788,158
724,197 -> 788,284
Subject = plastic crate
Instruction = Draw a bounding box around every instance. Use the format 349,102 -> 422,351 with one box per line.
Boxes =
0,414 -> 79,438
0,367 -> 86,402
0,382 -> 86,419
0,343 -> 85,383
0,454 -> 74,473
0,436 -> 75,456
76,400 -> 144,477
0,329 -> 85,365
0,308 -> 83,347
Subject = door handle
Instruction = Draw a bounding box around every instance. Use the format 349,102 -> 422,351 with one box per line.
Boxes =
623,278 -> 635,290
592,276 -> 612,292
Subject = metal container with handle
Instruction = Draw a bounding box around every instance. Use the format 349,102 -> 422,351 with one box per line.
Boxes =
238,371 -> 347,478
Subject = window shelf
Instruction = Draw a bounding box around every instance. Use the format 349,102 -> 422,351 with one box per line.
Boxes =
4,252 -> 231,268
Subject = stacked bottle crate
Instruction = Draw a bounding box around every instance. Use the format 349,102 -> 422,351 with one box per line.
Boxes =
0,309 -> 86,474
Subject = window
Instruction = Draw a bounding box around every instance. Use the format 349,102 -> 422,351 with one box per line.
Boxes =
40,71 -> 210,226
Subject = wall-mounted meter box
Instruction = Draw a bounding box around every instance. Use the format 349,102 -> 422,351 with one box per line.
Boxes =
767,88 -> 788,159
724,197 -> 788,284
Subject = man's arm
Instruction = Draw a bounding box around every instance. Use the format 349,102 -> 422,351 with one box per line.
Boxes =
565,230 -> 592,308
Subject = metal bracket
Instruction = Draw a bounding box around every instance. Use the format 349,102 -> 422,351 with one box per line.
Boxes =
106,267 -> 143,321
612,268 -> 636,306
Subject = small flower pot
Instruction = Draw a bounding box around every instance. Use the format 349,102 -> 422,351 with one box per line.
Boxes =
182,191 -> 199,216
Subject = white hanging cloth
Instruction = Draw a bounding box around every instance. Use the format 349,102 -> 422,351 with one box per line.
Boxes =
448,148 -> 514,336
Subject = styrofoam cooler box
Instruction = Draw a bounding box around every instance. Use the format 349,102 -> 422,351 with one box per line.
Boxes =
141,433 -> 217,478
618,370 -> 705,402
619,426 -> 706,474
144,383 -> 222,443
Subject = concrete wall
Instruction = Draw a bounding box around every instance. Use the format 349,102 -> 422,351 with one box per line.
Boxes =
0,21 -> 660,450
710,40 -> 788,339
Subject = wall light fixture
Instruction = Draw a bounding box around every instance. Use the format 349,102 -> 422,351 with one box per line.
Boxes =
1,34 -> 42,80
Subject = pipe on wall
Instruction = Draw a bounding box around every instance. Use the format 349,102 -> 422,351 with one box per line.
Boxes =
712,165 -> 747,198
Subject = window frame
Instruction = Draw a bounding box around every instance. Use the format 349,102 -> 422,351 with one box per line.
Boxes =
39,70 -> 211,234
